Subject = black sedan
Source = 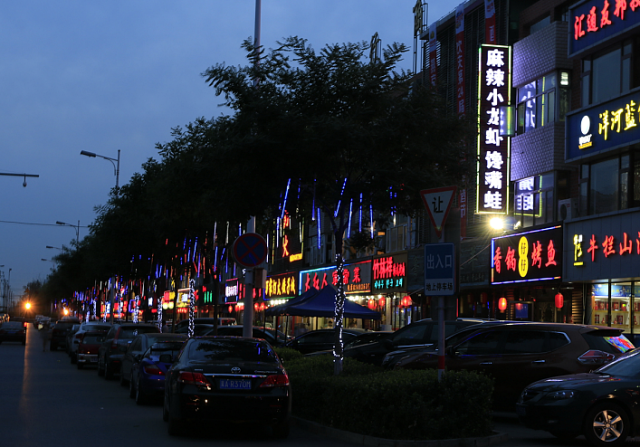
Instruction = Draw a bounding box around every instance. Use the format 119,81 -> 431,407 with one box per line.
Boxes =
163,336 -> 291,438
0,321 -> 27,344
516,348 -> 640,446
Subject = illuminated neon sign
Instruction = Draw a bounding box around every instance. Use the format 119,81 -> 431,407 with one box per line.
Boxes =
372,253 -> 408,292
570,0 -> 640,56
265,272 -> 297,299
491,226 -> 562,284
299,260 -> 372,295
573,230 -> 640,265
476,44 -> 512,214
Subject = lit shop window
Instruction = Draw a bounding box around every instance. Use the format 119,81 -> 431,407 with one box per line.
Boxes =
516,72 -> 569,135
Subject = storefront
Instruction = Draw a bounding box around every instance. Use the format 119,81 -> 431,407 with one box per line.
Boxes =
565,210 -> 640,339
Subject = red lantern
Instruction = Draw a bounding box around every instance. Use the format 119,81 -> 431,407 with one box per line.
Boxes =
260,302 -> 266,311
379,297 -> 386,308
498,297 -> 507,312
555,292 -> 564,309
402,296 -> 412,307
368,299 -> 376,310
254,303 -> 260,312
515,302 -> 523,311
228,305 -> 233,313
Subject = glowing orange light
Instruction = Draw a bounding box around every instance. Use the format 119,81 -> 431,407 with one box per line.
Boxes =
498,297 -> 507,312
379,297 -> 386,308
555,292 -> 564,309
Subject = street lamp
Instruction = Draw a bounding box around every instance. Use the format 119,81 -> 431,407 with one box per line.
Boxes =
80,150 -> 120,191
56,221 -> 80,245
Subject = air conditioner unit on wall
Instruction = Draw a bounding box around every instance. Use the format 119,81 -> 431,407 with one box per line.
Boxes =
558,198 -> 580,221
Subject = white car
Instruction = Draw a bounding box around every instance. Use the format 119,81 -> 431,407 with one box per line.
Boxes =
69,321 -> 112,363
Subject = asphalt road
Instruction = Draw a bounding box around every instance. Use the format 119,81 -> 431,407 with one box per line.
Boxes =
3,325 -> 640,447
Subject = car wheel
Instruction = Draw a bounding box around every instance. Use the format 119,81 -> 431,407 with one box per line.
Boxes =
272,420 -> 290,439
129,373 -> 136,399
584,402 -> 629,446
104,361 -> 114,380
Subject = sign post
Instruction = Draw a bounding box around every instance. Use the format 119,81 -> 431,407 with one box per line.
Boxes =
424,243 -> 456,381
232,232 -> 267,338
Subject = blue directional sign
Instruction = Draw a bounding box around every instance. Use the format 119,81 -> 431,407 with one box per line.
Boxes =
424,243 -> 456,296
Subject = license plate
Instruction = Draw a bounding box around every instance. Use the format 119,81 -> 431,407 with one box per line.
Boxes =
219,379 -> 251,390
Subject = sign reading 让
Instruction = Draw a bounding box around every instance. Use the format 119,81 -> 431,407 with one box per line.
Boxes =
420,186 -> 457,238
424,243 -> 456,296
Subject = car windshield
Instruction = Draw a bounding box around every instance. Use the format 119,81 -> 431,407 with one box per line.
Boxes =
188,339 -> 278,363
596,349 -> 640,377
84,324 -> 111,332
149,341 -> 184,353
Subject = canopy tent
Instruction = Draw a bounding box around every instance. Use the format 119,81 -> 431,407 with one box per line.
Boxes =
263,287 -> 319,317
280,286 -> 381,320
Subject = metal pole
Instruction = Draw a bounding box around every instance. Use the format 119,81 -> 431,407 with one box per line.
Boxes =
115,150 -> 120,190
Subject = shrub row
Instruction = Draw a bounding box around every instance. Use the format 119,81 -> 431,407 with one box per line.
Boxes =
276,349 -> 494,441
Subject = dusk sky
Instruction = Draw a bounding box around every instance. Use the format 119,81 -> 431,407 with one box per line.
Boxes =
0,1 -> 454,305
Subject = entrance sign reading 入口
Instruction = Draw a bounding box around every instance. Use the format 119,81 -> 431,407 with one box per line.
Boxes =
424,243 -> 456,296
420,186 -> 457,238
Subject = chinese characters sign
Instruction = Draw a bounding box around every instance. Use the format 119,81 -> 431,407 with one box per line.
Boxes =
455,3 -> 466,115
299,260 -> 372,295
491,226 -> 562,284
424,243 -> 455,296
567,92 -> 640,161
514,176 -> 541,217
265,272 -> 297,299
570,0 -> 640,57
476,44 -> 511,214
373,253 -> 408,293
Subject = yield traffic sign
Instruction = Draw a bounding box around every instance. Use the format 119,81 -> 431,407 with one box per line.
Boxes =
232,233 -> 267,268
420,186 -> 457,238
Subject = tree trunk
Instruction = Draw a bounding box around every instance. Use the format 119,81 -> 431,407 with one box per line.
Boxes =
333,225 -> 346,375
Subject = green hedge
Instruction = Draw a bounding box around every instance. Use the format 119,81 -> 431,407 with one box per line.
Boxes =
277,352 -> 494,441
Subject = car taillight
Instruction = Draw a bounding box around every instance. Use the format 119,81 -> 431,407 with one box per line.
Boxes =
143,365 -> 164,376
578,350 -> 616,365
259,373 -> 290,388
178,371 -> 209,386
75,333 -> 85,340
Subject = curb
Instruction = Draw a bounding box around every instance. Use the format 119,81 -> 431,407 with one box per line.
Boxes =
293,417 -> 510,447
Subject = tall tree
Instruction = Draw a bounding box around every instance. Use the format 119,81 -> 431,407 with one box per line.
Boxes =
203,37 -> 476,374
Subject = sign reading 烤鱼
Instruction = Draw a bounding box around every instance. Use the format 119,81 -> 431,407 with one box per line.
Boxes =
491,226 -> 563,284
477,44 -> 511,215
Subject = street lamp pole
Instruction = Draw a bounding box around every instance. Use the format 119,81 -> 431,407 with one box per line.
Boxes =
56,221 -> 80,245
80,150 -> 120,192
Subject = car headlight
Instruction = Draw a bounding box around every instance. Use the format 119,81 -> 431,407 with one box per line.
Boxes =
548,390 -> 575,400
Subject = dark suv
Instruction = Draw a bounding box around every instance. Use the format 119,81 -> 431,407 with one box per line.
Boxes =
49,318 -> 81,351
395,322 -> 634,410
98,323 -> 160,379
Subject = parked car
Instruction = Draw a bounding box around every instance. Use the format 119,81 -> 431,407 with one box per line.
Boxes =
120,333 -> 187,387
285,328 -> 366,354
97,323 -> 160,379
305,331 -> 394,360
173,317 -> 236,333
64,323 -> 81,355
49,317 -> 81,351
76,331 -> 107,369
517,347 -> 640,445
204,325 -> 288,347
129,338 -> 187,404
174,324 -> 216,336
163,336 -> 291,437
68,322 -> 112,363
0,321 -> 27,344
395,322 -> 635,410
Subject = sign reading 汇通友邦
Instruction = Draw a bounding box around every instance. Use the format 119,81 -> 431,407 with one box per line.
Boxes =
491,226 -> 563,285
566,91 -> 640,162
569,0 -> 640,58
476,44 -> 512,215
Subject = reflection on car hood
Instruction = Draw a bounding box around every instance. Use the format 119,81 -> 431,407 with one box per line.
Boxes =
527,373 -> 621,389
